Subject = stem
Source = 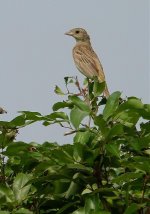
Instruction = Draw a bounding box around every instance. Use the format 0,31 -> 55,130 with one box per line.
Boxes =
75,76 -> 85,97
60,122 -> 73,130
0,138 -> 5,183
64,130 -> 77,136
141,175 -> 149,203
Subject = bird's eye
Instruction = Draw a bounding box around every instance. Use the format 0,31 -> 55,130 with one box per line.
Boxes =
75,30 -> 80,34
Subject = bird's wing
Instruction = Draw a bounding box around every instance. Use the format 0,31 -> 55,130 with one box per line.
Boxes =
73,44 -> 106,82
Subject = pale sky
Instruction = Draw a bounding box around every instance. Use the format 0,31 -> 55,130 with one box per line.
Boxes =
0,0 -> 149,144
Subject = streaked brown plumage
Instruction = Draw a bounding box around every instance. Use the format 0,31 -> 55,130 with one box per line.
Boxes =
65,28 -> 110,97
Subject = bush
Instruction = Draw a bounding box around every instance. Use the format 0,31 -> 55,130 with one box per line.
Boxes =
0,77 -> 150,214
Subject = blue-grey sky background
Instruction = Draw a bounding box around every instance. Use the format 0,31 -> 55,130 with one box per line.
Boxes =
0,0 -> 149,144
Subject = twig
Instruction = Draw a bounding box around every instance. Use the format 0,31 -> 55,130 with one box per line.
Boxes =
64,130 -> 78,136
60,122 -> 73,130
141,175 -> 149,203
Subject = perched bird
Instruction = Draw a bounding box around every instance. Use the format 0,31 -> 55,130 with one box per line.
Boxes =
65,28 -> 110,97
0,107 -> 7,114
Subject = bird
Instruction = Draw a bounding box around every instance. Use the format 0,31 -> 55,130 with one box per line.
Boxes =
0,107 -> 7,114
65,28 -> 110,97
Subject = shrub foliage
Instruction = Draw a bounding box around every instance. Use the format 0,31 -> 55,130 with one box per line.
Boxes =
0,77 -> 150,214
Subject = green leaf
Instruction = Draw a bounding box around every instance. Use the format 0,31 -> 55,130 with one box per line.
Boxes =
51,148 -> 74,164
0,121 -> 15,129
73,142 -> 85,162
84,194 -> 103,213
124,203 -> 139,214
133,156 -> 150,163
72,207 -> 85,214
69,96 -> 90,112
74,131 -> 94,145
56,202 -> 77,214
131,162 -> 149,173
64,76 -> 74,85
67,163 -> 92,173
106,144 -> 120,158
53,179 -> 71,195
0,212 -> 10,214
64,76 -> 69,85
46,112 -> 69,121
94,115 -> 109,137
95,212 -> 110,214
10,115 -> 26,126
0,184 -> 14,204
52,101 -> 73,111
93,81 -> 106,97
65,173 -> 81,199
140,122 -> 150,134
144,104 -> 150,112
103,91 -> 121,120
70,106 -> 89,128
123,157 -> 150,173
127,97 -> 144,109
129,137 -> 150,151
14,208 -> 33,214
141,104 -> 150,119
54,85 -> 65,95
73,141 -> 96,165
92,187 -> 116,197
34,162 -> 61,174
4,142 -> 30,156
112,98 -> 145,126
42,121 -> 51,126
114,110 -> 140,127
13,173 -> 32,204
112,172 -> 143,184
106,123 -> 124,139
17,111 -> 43,125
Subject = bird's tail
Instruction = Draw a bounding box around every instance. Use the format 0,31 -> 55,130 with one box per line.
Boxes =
103,83 -> 110,98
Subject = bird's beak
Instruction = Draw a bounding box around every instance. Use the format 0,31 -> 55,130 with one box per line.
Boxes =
65,31 -> 74,36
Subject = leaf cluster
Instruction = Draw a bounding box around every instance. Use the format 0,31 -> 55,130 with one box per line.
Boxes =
0,77 -> 149,214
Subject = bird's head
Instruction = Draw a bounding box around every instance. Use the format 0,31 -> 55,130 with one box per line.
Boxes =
65,28 -> 90,42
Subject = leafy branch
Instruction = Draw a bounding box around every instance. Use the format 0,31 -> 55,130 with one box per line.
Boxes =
0,77 -> 149,214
